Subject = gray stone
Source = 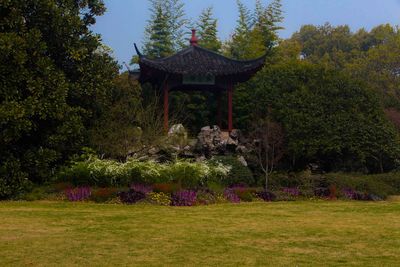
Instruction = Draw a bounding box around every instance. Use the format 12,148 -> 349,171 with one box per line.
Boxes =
148,147 -> 159,155
168,124 -> 188,148
237,155 -> 248,166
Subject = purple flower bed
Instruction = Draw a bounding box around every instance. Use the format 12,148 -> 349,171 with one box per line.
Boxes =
171,190 -> 197,206
282,187 -> 300,196
130,184 -> 153,195
65,187 -> 91,201
224,188 -> 240,203
341,188 -> 380,201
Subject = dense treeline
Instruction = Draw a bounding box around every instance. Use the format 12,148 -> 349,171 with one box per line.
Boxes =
1,0 -> 400,198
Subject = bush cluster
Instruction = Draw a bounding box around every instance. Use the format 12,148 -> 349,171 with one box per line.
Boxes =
58,156 -> 231,188
268,171 -> 400,199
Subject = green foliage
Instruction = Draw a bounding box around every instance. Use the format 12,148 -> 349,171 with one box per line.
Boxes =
196,7 -> 222,52
58,156 -> 230,188
324,173 -> 400,199
227,0 -> 283,59
0,158 -> 32,200
269,171 -> 400,199
211,156 -> 254,186
196,190 -> 217,205
239,60 -> 400,172
141,0 -> 187,59
290,23 -> 400,108
88,73 -> 158,159
0,0 -> 118,194
146,192 -> 171,206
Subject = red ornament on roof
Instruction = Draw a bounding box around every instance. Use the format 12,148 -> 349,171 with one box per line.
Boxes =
190,29 -> 198,46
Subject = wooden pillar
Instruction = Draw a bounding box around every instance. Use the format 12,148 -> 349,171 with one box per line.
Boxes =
228,84 -> 233,132
163,82 -> 169,133
216,91 -> 222,129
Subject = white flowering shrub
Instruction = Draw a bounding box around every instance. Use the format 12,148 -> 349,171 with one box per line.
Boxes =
58,156 -> 230,187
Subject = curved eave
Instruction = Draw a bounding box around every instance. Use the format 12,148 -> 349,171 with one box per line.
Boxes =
136,45 -> 267,76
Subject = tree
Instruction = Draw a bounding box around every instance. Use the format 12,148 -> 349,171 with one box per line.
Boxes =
251,111 -> 285,191
240,60 -> 400,172
142,0 -> 174,58
255,0 -> 284,49
227,0 -> 283,60
141,0 -> 188,58
167,0 -> 188,51
0,0 -> 118,198
89,73 -> 143,159
346,30 -> 400,107
227,0 -> 253,59
197,7 -> 221,52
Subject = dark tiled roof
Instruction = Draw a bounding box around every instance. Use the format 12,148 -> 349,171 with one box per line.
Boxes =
137,45 -> 266,76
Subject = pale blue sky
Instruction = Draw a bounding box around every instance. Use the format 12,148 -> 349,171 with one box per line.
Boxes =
91,0 -> 400,70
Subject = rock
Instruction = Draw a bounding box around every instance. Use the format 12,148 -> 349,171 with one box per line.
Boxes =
196,125 -> 225,156
229,129 -> 241,140
148,147 -> 159,155
168,124 -> 188,148
236,145 -> 248,154
237,155 -> 248,166
226,137 -> 238,146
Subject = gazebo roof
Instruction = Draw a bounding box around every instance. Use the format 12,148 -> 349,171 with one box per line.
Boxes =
135,43 -> 267,76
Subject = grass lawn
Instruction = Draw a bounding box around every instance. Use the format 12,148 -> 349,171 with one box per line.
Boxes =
1,201 -> 400,266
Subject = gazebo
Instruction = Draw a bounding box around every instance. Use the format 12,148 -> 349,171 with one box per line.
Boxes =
130,29 -> 266,132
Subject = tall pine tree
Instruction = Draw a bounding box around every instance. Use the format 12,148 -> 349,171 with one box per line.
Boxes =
141,0 -> 188,58
197,7 -> 222,52
228,0 -> 253,59
227,0 -> 284,59
143,0 -> 174,58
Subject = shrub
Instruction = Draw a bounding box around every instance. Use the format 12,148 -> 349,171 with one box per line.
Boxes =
147,192 -> 171,206
224,188 -> 240,203
65,187 -> 91,201
196,189 -> 217,205
231,185 -> 257,202
19,187 -> 49,201
0,158 -> 32,199
211,156 -> 254,186
91,188 -> 119,203
324,173 -> 399,199
314,187 -> 330,198
256,191 -> 276,202
341,188 -> 381,201
163,160 -> 230,189
118,189 -> 146,204
124,160 -> 165,184
214,193 -> 229,204
267,172 -> 400,199
58,156 -> 230,188
207,181 -> 225,194
282,187 -> 300,196
171,190 -> 197,206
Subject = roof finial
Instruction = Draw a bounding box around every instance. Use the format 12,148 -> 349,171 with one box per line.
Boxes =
190,29 -> 198,46
134,43 -> 142,57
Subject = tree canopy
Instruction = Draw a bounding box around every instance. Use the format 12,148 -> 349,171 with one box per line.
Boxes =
0,0 -> 118,198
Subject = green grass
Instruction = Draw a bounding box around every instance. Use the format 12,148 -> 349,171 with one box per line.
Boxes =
1,201 -> 400,266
